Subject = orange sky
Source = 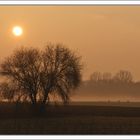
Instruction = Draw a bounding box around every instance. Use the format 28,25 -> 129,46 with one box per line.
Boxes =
1,6 -> 140,81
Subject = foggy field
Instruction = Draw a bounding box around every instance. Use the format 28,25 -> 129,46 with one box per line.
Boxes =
0,103 -> 140,134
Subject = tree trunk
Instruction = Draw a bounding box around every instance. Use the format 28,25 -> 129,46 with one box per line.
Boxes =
30,92 -> 48,116
42,92 -> 49,105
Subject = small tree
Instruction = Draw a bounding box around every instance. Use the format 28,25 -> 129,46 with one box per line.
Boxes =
0,48 -> 41,105
0,44 -> 82,112
0,82 -> 15,102
113,70 -> 133,83
90,72 -> 102,82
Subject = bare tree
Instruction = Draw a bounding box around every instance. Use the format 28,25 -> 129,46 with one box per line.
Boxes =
113,70 -> 133,83
40,44 -> 82,106
90,72 -> 102,82
0,48 -> 41,105
0,44 -> 82,111
0,82 -> 15,102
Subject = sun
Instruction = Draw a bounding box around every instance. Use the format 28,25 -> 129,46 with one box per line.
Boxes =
12,26 -> 23,36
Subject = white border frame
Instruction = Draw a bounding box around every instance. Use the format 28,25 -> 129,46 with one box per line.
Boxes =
0,1 -> 140,139
0,1 -> 140,5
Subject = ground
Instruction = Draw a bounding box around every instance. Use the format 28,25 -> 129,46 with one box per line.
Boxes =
0,103 -> 140,134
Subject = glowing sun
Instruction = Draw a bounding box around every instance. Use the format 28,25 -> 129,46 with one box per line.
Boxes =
12,26 -> 23,36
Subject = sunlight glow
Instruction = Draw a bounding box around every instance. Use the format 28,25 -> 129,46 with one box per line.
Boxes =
12,26 -> 23,36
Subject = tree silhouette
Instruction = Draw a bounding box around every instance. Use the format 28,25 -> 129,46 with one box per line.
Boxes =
113,70 -> 133,83
0,82 -> 15,102
0,44 -> 82,111
90,72 -> 102,82
40,44 -> 82,106
0,48 -> 41,105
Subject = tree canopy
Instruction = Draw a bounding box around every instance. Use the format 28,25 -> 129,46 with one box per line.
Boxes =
0,44 -> 82,107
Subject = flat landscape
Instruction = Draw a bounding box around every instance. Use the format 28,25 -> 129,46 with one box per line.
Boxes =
2,5 -> 140,136
0,102 -> 140,134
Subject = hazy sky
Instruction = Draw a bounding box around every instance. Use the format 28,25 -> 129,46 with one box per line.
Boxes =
1,6 -> 140,81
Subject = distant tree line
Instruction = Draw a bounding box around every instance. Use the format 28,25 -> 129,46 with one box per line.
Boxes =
89,70 -> 133,83
77,70 -> 140,100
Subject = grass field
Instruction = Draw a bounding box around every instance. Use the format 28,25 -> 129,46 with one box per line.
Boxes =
0,102 -> 140,134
